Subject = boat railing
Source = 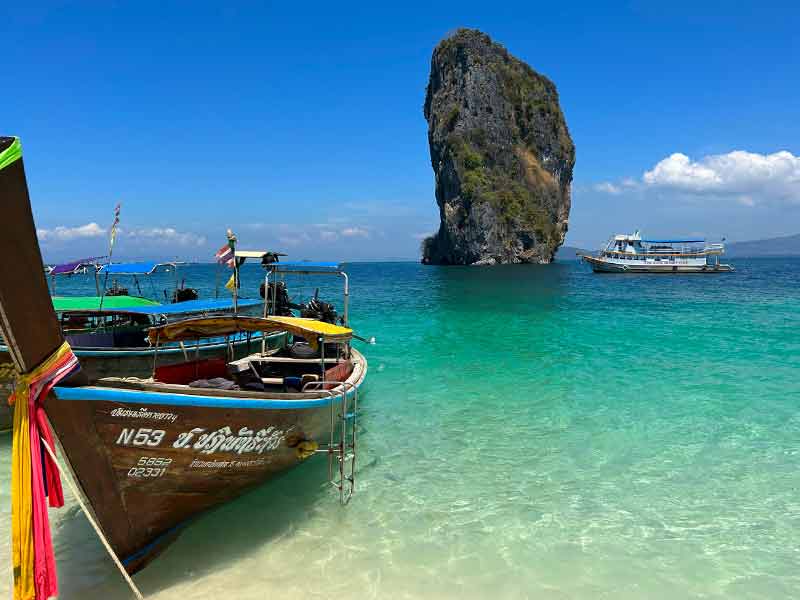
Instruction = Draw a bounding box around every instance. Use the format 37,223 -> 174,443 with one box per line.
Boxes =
602,248 -> 716,259
302,379 -> 358,505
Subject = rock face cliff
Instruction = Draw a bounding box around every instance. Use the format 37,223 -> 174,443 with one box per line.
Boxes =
422,29 -> 575,265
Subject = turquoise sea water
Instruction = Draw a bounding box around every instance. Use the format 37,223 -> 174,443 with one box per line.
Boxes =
1,258 -> 799,599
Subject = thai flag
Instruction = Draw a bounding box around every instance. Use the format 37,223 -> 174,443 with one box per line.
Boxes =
215,244 -> 234,267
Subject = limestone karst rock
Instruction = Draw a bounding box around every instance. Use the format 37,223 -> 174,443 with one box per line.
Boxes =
422,29 -> 575,265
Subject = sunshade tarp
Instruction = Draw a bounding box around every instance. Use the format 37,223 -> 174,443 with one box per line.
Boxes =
101,262 -> 173,275
123,298 -> 262,315
52,296 -> 159,311
50,257 -> 103,276
148,315 -> 352,348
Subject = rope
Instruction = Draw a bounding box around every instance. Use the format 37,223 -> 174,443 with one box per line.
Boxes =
39,439 -> 145,600
0,362 -> 18,379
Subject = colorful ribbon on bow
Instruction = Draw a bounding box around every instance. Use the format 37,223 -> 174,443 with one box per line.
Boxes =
10,341 -> 80,600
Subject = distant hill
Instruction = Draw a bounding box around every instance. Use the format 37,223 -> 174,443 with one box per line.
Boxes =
555,245 -> 590,260
726,234 -> 800,257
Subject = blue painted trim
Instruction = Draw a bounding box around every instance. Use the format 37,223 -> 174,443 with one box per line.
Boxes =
52,385 -> 355,409
72,340 -> 230,357
2,331 -> 281,357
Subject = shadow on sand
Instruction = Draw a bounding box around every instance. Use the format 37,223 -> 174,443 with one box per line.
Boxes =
53,453 -> 346,598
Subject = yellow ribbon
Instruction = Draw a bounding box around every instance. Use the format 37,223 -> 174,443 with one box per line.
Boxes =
11,342 -> 73,600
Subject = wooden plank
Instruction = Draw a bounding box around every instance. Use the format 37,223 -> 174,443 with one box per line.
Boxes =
0,138 -> 64,373
253,357 -> 341,364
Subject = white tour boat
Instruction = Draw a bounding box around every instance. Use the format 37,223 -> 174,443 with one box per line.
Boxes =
580,231 -> 734,273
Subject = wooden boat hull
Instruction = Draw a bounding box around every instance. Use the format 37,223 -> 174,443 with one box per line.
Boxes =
44,349 -> 366,574
0,333 -> 285,431
581,255 -> 734,273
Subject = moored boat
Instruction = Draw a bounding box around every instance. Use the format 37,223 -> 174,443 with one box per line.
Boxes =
45,315 -> 366,573
580,231 -> 734,273
0,136 -> 368,588
0,296 -> 276,431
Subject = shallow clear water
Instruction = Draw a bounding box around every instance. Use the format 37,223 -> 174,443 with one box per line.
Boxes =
1,258 -> 799,599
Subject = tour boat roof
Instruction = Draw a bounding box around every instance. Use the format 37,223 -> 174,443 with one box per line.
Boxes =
641,239 -> 705,244
101,261 -> 178,275
148,315 -> 352,348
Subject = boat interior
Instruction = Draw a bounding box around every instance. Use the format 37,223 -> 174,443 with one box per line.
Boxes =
61,311 -> 153,347
97,334 -> 362,398
57,309 -> 268,350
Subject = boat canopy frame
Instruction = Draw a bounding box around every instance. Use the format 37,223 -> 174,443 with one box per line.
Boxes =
147,315 -> 352,348
263,260 -> 349,326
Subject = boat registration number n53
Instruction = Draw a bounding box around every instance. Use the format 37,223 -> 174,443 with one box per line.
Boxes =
116,428 -> 166,447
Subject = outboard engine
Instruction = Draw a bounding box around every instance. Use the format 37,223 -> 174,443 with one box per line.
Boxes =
171,287 -> 199,303
171,278 -> 199,303
259,281 -> 295,316
105,280 -> 129,296
300,289 -> 338,324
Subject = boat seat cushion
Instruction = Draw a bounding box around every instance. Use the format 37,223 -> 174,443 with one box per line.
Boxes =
322,361 -> 354,389
155,358 -> 229,385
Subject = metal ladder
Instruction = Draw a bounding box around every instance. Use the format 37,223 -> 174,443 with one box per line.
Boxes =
303,380 -> 358,504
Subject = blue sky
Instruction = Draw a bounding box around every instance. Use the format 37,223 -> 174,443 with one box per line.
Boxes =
4,1 -> 799,261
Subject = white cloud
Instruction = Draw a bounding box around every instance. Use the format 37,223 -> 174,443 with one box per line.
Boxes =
593,182 -> 622,194
642,150 -> 800,203
277,231 -> 311,247
341,226 -> 370,238
37,222 -> 105,242
126,227 -> 207,247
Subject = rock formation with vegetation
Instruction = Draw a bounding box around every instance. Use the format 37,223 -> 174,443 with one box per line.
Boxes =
422,29 -> 575,265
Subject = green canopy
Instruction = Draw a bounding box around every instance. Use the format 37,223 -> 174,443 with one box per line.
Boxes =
52,295 -> 160,312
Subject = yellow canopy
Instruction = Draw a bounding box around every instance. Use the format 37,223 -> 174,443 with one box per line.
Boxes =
147,315 -> 352,349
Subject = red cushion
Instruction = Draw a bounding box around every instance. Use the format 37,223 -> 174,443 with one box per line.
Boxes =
155,358 -> 229,384
322,361 -> 354,389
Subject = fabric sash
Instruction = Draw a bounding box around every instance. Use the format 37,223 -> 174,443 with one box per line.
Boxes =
10,342 -> 80,600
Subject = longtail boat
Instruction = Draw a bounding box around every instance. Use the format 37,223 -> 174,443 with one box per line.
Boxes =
0,136 -> 367,582
0,295 -> 280,431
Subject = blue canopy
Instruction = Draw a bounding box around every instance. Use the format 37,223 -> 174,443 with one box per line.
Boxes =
642,239 -> 705,244
102,262 -> 174,275
122,297 -> 262,315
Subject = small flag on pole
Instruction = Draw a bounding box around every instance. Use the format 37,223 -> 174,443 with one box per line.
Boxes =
215,244 -> 234,267
224,273 -> 236,291
109,203 -> 121,249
